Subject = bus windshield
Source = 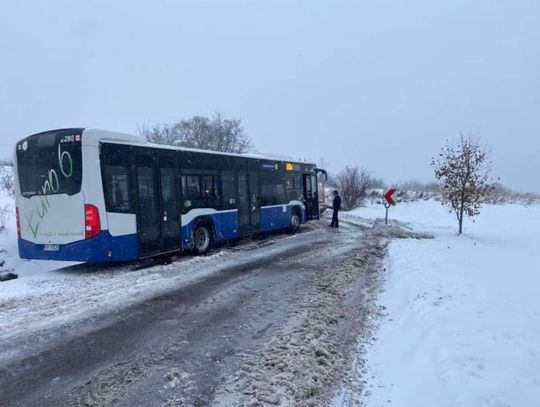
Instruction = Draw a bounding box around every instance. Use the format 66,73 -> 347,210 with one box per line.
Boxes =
16,129 -> 83,198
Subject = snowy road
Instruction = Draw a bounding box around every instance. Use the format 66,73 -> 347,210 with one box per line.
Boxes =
0,219 -> 392,406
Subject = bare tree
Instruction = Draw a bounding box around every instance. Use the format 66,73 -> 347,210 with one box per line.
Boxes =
333,165 -> 373,209
173,113 -> 253,153
137,123 -> 176,145
139,113 -> 254,154
431,133 -> 494,234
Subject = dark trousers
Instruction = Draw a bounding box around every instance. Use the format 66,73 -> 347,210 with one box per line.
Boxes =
331,209 -> 339,227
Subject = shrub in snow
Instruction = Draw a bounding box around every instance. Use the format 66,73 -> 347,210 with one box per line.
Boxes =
0,166 -> 14,197
0,272 -> 18,282
333,165 -> 373,209
0,248 -> 16,281
0,204 -> 11,232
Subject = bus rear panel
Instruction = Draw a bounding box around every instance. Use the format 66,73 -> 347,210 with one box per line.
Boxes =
15,129 -> 113,262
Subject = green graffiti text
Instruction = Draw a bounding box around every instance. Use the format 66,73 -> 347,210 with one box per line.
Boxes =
24,144 -> 74,239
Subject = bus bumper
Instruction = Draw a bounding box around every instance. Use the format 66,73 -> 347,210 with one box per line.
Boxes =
18,231 -> 138,263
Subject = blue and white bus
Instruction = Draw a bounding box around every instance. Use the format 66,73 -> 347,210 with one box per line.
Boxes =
13,128 -> 325,262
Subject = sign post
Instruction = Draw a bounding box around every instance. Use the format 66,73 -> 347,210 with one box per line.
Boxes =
383,188 -> 397,224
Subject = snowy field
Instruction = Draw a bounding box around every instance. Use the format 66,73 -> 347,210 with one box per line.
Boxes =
338,200 -> 540,407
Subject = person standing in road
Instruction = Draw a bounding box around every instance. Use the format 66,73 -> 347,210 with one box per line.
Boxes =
330,190 -> 341,228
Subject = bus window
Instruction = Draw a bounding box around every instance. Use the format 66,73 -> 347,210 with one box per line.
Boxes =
160,166 -> 180,226
137,165 -> 159,242
285,177 -> 292,190
16,129 -> 83,198
201,175 -> 216,198
261,184 -> 286,205
138,168 -> 155,205
304,175 -> 312,198
160,167 -> 175,201
260,172 -> 287,206
182,172 -> 220,210
221,170 -> 236,208
182,175 -> 201,199
103,165 -> 132,212
285,175 -> 303,201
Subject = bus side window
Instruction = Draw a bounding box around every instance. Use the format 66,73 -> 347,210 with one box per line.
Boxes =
182,172 -> 220,211
103,164 -> 132,212
295,176 -> 303,201
182,175 -> 201,199
201,175 -> 216,198
260,172 -> 287,206
285,175 -> 303,201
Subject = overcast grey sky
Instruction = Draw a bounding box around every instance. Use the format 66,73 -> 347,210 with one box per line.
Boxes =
1,0 -> 539,192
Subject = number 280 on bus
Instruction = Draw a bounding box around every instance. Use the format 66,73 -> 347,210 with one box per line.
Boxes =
13,128 -> 326,262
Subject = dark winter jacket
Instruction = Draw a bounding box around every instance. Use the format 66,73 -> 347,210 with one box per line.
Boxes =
332,195 -> 341,210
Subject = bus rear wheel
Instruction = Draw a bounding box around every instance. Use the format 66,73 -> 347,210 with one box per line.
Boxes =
193,223 -> 212,254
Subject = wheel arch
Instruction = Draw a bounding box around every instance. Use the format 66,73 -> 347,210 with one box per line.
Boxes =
290,204 -> 305,223
192,216 -> 216,239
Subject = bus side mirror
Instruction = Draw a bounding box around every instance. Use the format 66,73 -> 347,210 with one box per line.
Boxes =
315,168 -> 328,181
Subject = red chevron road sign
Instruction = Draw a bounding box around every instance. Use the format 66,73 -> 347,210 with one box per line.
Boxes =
384,188 -> 397,206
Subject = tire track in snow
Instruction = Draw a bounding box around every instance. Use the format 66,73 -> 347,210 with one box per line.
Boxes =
214,232 -> 388,407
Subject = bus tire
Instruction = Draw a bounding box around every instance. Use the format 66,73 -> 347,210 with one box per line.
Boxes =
289,210 -> 301,234
193,221 -> 213,255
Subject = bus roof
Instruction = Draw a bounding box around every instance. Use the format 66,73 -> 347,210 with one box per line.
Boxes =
81,128 -> 315,166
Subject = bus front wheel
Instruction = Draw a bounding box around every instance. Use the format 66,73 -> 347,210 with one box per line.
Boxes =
290,211 -> 301,234
193,223 -> 212,254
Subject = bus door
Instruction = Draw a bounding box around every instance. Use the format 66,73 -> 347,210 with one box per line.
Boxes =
249,171 -> 261,231
237,169 -> 260,236
157,153 -> 181,252
135,150 -> 181,256
303,173 -> 320,221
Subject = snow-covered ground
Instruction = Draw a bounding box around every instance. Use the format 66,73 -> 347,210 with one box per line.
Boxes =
338,200 -> 540,407
3,169 -> 540,406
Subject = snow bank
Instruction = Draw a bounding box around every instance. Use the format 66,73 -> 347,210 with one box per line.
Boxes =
343,200 -> 540,406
